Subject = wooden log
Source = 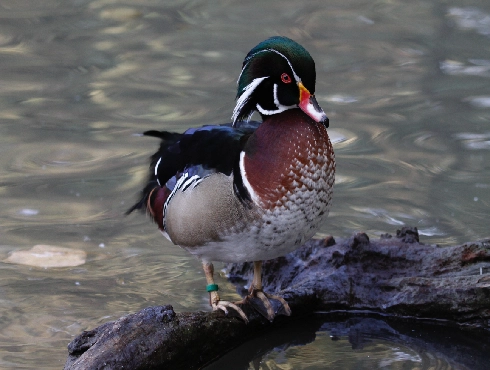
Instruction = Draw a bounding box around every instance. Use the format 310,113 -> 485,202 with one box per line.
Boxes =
64,227 -> 490,369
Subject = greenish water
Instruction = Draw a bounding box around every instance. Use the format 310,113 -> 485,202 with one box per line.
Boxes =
0,0 -> 489,368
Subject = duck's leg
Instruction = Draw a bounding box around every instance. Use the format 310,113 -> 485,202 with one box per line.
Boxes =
243,261 -> 292,321
202,261 -> 248,323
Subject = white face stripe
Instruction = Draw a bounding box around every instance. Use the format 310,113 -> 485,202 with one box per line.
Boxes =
238,47 -> 300,85
266,49 -> 300,82
239,151 -> 261,206
273,83 -> 297,110
256,83 -> 297,116
232,76 -> 268,124
236,59 -> 250,85
234,47 -> 302,121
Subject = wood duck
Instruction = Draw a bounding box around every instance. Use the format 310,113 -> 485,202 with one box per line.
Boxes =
128,36 -> 335,322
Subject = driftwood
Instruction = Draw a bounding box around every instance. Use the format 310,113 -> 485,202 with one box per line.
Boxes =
64,227 -> 490,369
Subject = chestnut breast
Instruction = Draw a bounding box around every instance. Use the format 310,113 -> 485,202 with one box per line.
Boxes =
242,109 -> 335,211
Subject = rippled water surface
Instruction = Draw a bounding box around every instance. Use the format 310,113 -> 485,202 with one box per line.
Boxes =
1,0 -> 490,368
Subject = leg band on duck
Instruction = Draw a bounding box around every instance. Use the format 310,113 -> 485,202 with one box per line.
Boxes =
206,283 -> 219,292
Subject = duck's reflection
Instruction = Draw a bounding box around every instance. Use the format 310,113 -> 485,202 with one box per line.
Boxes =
205,314 -> 490,370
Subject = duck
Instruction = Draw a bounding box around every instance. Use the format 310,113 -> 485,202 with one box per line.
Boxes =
128,36 -> 335,322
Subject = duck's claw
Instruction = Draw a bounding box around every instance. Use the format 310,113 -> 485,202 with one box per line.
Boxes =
212,299 -> 249,323
255,291 -> 275,321
203,262 -> 249,323
261,291 -> 291,317
237,288 -> 291,322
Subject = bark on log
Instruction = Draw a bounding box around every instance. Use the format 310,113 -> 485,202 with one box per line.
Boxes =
64,227 -> 490,369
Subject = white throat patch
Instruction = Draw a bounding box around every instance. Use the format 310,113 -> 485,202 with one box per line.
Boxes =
232,47 -> 302,123
256,83 -> 297,116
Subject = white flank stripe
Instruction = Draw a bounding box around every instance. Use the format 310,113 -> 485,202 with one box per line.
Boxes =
154,157 -> 162,186
181,175 -> 201,192
239,151 -> 261,205
162,173 -> 189,230
162,172 -> 204,230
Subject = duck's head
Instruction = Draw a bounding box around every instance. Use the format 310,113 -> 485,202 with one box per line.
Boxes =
232,36 -> 328,127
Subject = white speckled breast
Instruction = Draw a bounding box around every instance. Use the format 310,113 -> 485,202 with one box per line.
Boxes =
166,109 -> 335,263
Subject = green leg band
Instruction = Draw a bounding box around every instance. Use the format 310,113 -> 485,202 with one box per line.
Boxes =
206,284 -> 219,292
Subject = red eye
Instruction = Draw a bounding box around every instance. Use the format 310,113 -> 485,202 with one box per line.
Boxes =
281,73 -> 292,84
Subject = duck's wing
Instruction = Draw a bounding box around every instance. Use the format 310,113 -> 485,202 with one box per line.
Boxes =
127,121 -> 260,220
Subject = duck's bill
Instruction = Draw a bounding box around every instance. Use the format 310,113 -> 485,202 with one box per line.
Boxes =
298,82 -> 329,127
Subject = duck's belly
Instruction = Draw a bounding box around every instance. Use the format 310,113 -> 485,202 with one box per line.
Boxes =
166,147 -> 334,263
182,181 -> 333,263
185,215 -> 325,263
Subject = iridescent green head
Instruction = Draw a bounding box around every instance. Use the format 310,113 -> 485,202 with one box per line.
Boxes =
232,36 -> 328,126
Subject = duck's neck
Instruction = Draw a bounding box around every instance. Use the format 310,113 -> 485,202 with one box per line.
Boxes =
239,108 -> 332,209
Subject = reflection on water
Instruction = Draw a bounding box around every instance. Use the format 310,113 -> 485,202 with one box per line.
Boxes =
207,315 -> 490,370
0,0 -> 489,368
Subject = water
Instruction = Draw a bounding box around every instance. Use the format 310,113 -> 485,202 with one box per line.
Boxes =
0,0 -> 489,368
206,315 -> 490,370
